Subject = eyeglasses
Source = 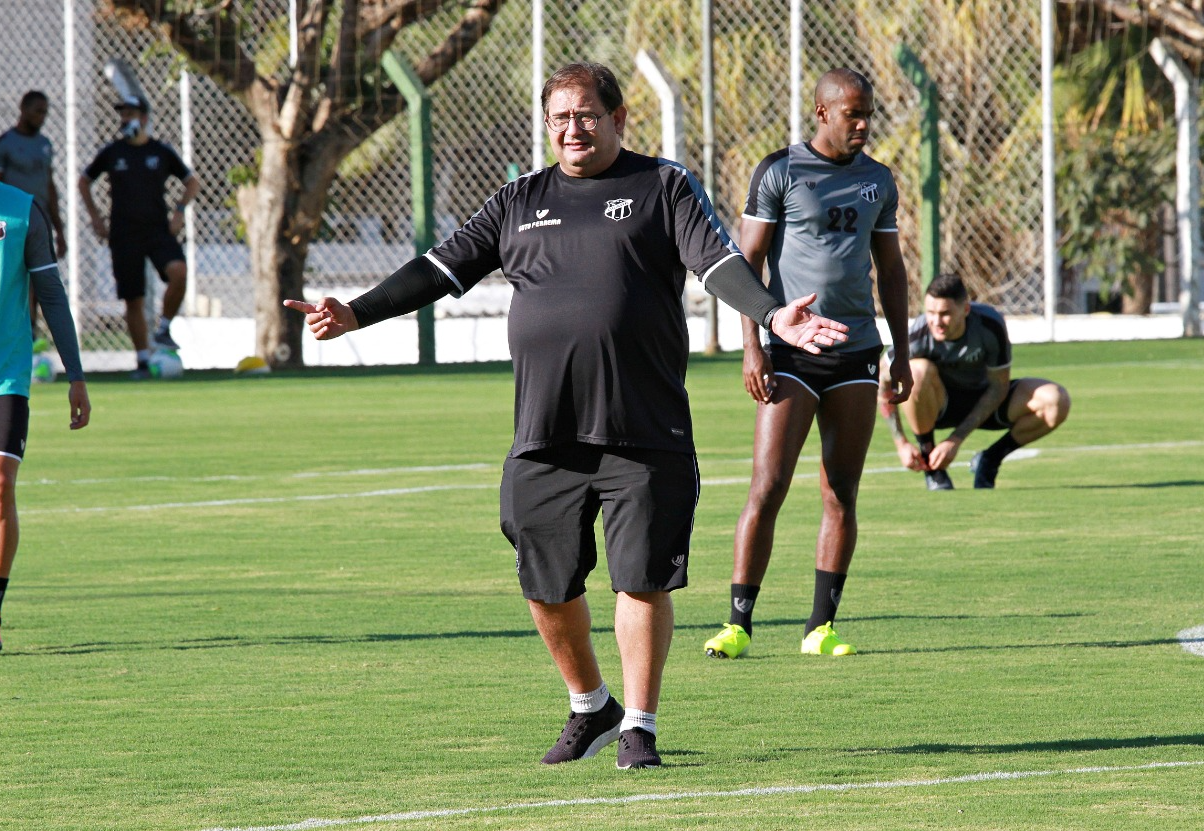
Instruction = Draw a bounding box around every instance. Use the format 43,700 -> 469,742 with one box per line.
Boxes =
544,111 -> 609,132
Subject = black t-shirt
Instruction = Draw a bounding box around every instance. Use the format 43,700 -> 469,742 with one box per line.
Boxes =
84,138 -> 191,237
429,149 -> 743,456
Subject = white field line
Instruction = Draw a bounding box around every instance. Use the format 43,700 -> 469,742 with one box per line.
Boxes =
21,439 -> 1204,515
22,485 -> 495,515
197,760 -> 1204,831
20,463 -> 492,487
1178,625 -> 1204,657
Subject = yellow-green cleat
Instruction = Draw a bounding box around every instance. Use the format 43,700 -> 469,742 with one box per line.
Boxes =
800,622 -> 856,656
704,623 -> 750,659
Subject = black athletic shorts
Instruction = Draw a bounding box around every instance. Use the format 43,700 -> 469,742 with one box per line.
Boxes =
0,395 -> 30,461
769,344 -> 883,400
935,380 -> 1021,431
110,230 -> 185,300
500,442 -> 699,603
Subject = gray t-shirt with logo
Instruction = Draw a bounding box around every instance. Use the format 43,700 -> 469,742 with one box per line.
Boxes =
743,141 -> 899,351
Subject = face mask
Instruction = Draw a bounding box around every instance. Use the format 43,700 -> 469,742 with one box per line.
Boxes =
120,118 -> 142,140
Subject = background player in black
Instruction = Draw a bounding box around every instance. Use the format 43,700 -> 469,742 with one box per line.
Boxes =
880,273 -> 1071,488
285,62 -> 851,769
80,95 -> 200,378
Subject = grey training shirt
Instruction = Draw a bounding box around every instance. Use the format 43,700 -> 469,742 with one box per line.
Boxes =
743,141 -> 900,351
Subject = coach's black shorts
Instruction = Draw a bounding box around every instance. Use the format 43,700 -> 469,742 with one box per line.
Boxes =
0,395 -> 30,461
935,380 -> 1021,431
109,230 -> 185,300
769,344 -> 882,400
500,443 -> 699,603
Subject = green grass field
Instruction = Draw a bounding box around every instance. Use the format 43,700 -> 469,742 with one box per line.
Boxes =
3,338 -> 1202,831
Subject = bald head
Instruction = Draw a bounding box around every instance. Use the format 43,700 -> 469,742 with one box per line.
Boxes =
814,68 -> 873,108
811,68 -> 875,161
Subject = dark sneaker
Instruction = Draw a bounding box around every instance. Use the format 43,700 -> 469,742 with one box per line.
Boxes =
925,469 -> 954,490
970,452 -> 1000,489
540,696 -> 623,764
129,366 -> 151,381
616,728 -> 661,769
152,328 -> 180,350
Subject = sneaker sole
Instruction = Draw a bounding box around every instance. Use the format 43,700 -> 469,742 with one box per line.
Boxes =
578,724 -> 622,760
704,646 -> 745,659
617,759 -> 661,770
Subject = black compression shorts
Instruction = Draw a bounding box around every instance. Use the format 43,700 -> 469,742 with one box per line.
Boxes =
0,395 -> 30,461
769,344 -> 883,400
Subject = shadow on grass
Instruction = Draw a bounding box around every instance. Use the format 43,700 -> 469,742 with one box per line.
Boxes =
21,615 -> 1190,660
1068,480 -> 1204,489
850,734 -> 1204,755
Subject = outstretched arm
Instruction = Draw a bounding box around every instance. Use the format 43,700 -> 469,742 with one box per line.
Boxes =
703,255 -> 849,355
284,256 -> 455,339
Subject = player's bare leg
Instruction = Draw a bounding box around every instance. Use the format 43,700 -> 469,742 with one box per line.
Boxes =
124,296 -> 149,353
1006,377 -> 1071,445
901,358 -> 953,489
705,379 -> 817,658
530,596 -> 624,765
161,260 -> 187,321
0,455 -> 21,650
614,590 -> 672,768
973,377 -> 1071,488
529,595 -> 603,694
732,380 -> 818,587
801,382 -> 876,654
615,591 -> 673,713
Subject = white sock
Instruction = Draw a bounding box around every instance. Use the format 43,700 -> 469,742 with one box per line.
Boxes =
136,349 -> 151,363
157,317 -> 172,333
620,707 -> 656,736
569,682 -> 610,714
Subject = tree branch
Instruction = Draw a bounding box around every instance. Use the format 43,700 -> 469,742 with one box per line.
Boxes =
337,0 -> 507,147
104,0 -> 260,95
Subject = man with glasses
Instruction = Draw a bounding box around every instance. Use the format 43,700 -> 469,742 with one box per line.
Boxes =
704,67 -> 913,661
285,62 -> 850,768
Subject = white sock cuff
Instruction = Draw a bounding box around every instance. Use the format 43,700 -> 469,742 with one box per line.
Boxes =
569,682 -> 610,714
621,707 -> 657,736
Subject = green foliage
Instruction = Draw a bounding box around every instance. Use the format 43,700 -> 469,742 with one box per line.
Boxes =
1054,31 -> 1176,301
1056,127 -> 1174,295
3,340 -> 1203,830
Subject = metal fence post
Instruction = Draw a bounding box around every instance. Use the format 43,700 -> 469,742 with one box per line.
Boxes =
380,52 -> 436,365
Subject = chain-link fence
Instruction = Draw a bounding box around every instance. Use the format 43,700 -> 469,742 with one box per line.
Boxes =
1,1 -> 1195,370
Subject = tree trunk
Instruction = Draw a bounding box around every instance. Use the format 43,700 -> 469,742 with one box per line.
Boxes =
1122,221 -> 1161,315
240,134 -> 344,368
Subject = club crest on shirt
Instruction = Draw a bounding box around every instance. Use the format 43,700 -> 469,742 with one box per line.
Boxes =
860,182 -> 880,203
604,198 -> 633,221
146,156 -> 161,170
0,220 -> 6,241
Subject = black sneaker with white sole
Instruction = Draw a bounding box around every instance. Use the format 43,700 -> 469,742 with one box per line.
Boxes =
970,452 -> 1000,489
616,727 -> 661,769
925,468 -> 954,490
540,696 -> 623,764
